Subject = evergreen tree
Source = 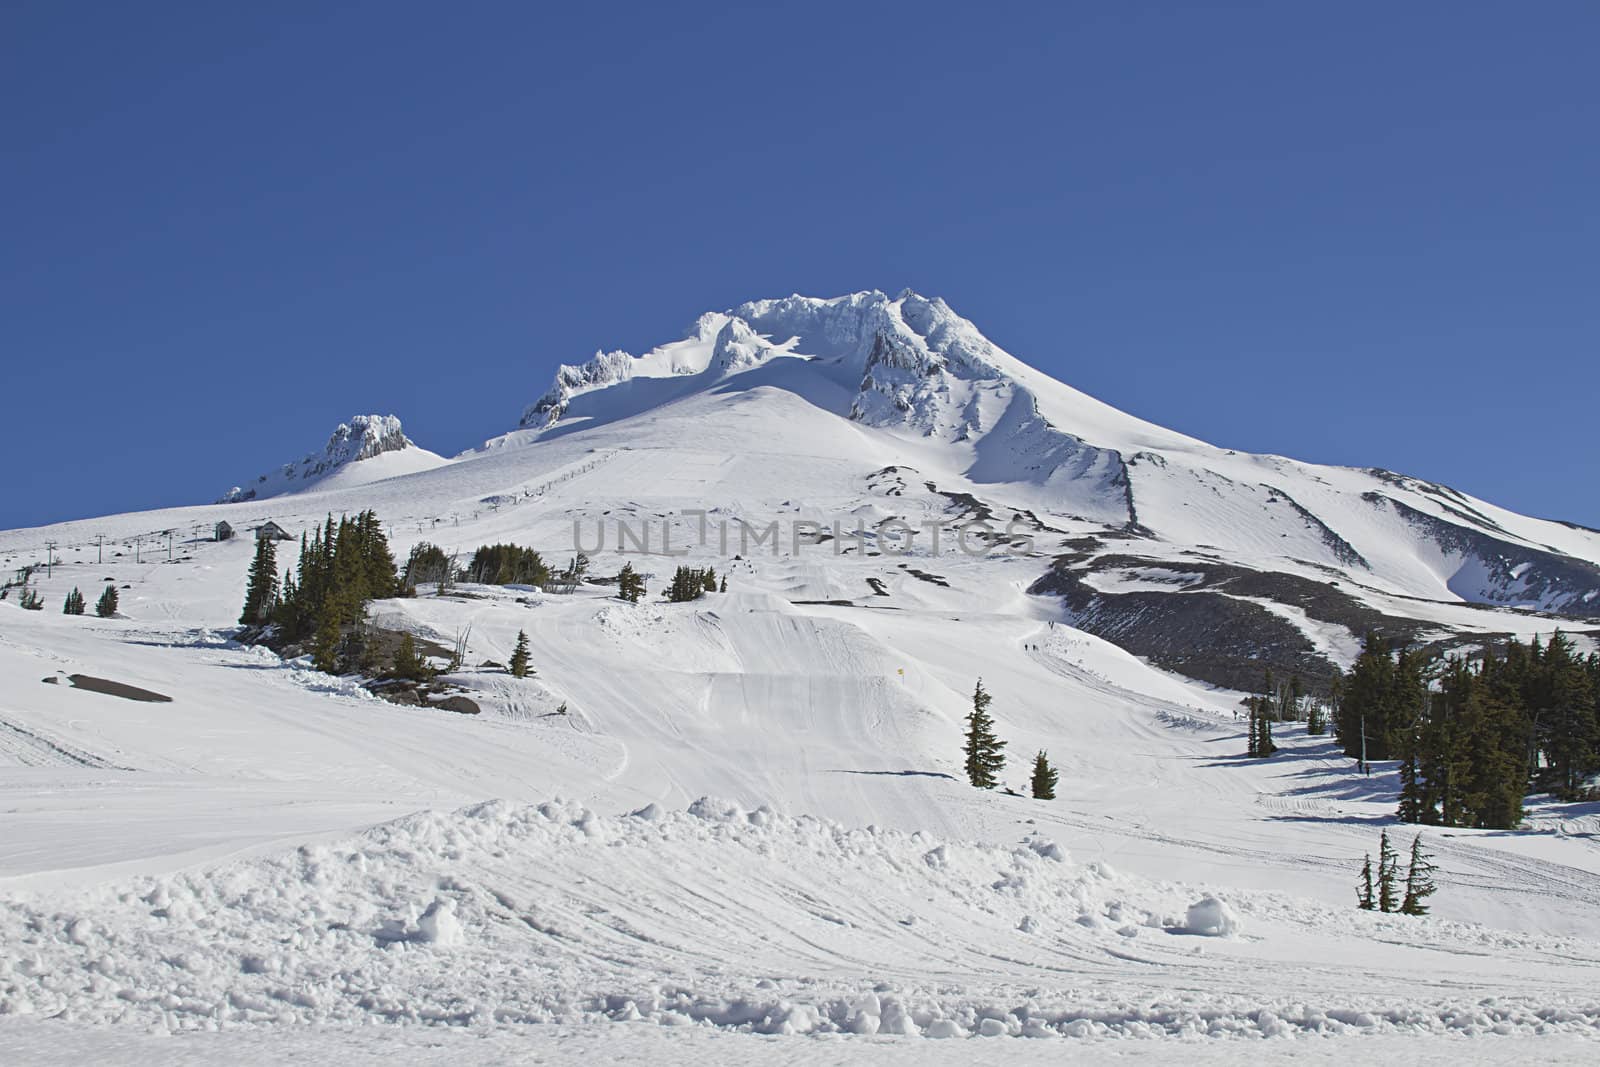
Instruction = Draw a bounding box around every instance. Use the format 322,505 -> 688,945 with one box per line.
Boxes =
702,566 -> 718,593
1244,696 -> 1276,757
390,633 -> 430,682
311,596 -> 341,673
359,511 -> 399,599
1338,633 -> 1396,761
1397,748 -> 1425,824
94,584 -> 119,618
239,536 -> 280,625
62,587 -> 85,615
1399,834 -> 1437,916
1030,751 -> 1058,800
1538,632 -> 1597,798
509,630 -> 532,679
963,679 -> 1007,789
1307,696 -> 1327,736
1410,662 -> 1457,825
19,583 -> 43,610
719,574 -> 727,593
1376,829 -> 1399,913
1357,854 -> 1375,910
617,562 -> 645,603
1458,683 -> 1527,829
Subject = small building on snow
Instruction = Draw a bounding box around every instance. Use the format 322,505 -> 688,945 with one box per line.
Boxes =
254,521 -> 294,541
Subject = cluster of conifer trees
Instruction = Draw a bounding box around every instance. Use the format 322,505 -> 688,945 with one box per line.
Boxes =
1337,632 -> 1600,827
16,581 -> 43,610
240,511 -> 401,672
5,565 -> 118,617
1240,668 -> 1332,757
1356,830 -> 1436,915
666,565 -> 721,602
1243,690 -> 1278,757
401,543 -> 453,587
466,544 -> 549,587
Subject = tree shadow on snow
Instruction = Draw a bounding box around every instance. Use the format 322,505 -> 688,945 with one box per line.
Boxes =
826,769 -> 959,781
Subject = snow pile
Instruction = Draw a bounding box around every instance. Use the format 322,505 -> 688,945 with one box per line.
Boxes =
1183,895 -> 1242,937
4,798 -> 1598,1041
412,898 -> 461,947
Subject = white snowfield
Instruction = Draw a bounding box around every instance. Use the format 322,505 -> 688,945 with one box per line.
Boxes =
2,290 -> 1599,1063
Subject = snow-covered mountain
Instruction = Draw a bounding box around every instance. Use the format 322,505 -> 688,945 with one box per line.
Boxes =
204,290 -> 1598,690
494,289 -> 1600,687
6,290 -> 1600,1061
218,414 -> 448,503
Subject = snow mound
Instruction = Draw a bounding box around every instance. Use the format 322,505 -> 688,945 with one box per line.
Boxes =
4,799 -> 1594,1041
413,898 -> 462,947
1184,895 -> 1242,937
0,798 -> 1177,1034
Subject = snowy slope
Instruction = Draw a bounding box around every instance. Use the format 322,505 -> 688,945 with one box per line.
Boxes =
3,290 -> 1600,1061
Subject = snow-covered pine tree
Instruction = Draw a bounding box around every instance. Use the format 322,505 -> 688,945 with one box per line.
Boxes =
62,587 -> 85,615
964,679 -> 1006,789
1030,751 -> 1058,800
1357,854 -> 1375,910
1400,834 -> 1437,916
509,630 -> 532,678
1376,829 -> 1399,913
94,584 -> 119,618
719,574 -> 727,593
19,583 -> 43,610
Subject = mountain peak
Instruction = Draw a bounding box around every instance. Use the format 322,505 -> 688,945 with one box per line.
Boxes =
219,414 -> 441,503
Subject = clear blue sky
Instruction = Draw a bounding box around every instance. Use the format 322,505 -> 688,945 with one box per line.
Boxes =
4,1 -> 1597,530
